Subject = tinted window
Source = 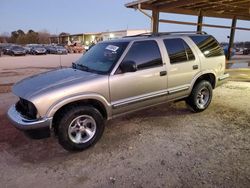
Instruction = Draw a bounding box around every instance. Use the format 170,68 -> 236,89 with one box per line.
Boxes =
190,35 -> 224,57
163,38 -> 195,64
122,40 -> 162,70
183,41 -> 195,61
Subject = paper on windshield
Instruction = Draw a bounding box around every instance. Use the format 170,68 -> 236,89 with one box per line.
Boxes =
105,45 -> 119,52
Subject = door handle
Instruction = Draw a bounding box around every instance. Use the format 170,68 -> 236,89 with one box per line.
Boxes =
193,65 -> 199,70
160,71 -> 167,76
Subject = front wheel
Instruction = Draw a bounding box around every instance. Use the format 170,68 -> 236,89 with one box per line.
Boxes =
186,80 -> 213,112
57,106 -> 105,151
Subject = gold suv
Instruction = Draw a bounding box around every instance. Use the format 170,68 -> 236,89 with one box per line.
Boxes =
8,32 -> 229,151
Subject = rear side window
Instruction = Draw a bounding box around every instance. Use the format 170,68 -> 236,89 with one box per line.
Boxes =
163,38 -> 195,64
122,40 -> 162,70
190,35 -> 224,58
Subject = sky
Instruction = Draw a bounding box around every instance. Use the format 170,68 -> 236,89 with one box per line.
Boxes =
1,0 -> 250,42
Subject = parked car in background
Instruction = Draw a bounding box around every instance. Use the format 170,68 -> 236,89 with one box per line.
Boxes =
44,45 -> 54,54
2,44 -> 13,55
30,45 -> 47,55
24,44 -> 36,54
222,45 -> 235,58
0,44 -> 5,56
243,48 -> 250,55
235,48 -> 244,55
55,46 -> 68,54
46,46 -> 68,54
6,46 -> 26,56
0,44 -> 4,56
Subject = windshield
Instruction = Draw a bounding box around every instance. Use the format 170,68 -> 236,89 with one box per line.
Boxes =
12,46 -> 23,50
75,41 -> 129,74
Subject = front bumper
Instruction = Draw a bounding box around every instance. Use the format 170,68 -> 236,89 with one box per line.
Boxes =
35,51 -> 46,54
14,51 -> 26,55
7,105 -> 52,131
217,73 -> 230,87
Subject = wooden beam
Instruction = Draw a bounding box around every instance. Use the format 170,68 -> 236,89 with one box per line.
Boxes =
197,11 -> 203,32
152,8 -> 159,33
157,0 -> 207,9
159,19 -> 250,31
158,7 -> 250,21
227,17 -> 237,60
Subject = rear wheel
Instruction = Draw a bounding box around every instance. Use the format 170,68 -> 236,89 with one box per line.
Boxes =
57,106 -> 105,151
186,80 -> 213,112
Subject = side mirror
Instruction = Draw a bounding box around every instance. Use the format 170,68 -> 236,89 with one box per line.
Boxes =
72,62 -> 76,69
120,60 -> 137,73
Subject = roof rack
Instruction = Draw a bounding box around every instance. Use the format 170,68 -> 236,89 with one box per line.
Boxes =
124,31 -> 207,38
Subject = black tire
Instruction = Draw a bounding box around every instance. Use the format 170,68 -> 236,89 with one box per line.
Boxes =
186,80 -> 213,112
57,105 -> 105,151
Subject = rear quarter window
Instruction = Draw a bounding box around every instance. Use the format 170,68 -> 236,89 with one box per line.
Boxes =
190,35 -> 224,58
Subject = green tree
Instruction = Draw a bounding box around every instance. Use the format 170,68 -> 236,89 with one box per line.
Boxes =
26,30 -> 39,43
38,30 -> 51,44
10,31 -> 19,43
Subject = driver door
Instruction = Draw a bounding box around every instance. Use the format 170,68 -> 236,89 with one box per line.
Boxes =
109,40 -> 168,116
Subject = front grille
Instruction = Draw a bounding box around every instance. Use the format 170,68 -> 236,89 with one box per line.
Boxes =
16,98 -> 37,119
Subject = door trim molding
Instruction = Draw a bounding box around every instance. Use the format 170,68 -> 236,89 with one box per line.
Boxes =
112,84 -> 190,109
168,85 -> 190,94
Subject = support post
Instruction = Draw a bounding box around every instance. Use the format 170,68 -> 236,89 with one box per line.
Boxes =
197,11 -> 203,32
152,9 -> 159,33
227,17 -> 237,60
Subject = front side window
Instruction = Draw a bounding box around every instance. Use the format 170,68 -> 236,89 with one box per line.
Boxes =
121,40 -> 162,70
163,38 -> 195,64
76,42 -> 129,74
190,35 -> 224,58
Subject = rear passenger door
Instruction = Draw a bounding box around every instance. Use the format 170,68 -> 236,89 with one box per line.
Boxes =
163,38 -> 200,100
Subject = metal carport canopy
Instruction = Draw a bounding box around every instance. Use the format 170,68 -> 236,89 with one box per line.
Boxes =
125,0 -> 250,21
125,0 -> 250,60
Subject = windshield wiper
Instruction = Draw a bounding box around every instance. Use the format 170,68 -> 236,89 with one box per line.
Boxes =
77,64 -> 89,71
72,62 -> 90,72
72,62 -> 77,69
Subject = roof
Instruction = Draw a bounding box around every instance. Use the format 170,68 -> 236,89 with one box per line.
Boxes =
126,0 -> 250,21
100,31 -> 209,43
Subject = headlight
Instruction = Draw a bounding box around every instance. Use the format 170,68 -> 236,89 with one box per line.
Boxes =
16,98 -> 37,119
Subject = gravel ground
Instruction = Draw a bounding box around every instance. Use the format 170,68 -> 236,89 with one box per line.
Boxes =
0,81 -> 249,188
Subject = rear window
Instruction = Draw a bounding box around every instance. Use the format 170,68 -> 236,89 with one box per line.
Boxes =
190,35 -> 224,58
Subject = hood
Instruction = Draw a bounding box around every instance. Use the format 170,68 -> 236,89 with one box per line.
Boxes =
13,49 -> 25,52
13,68 -> 102,99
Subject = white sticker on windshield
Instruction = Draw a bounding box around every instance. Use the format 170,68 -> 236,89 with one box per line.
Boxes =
105,45 -> 119,52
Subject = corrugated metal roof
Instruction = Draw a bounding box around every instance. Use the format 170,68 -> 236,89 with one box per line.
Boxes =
126,0 -> 250,20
